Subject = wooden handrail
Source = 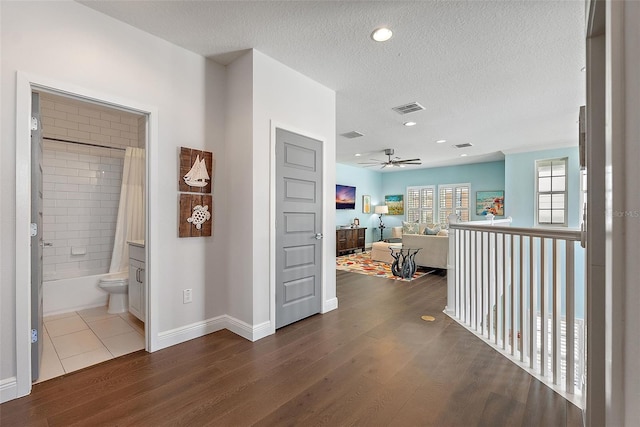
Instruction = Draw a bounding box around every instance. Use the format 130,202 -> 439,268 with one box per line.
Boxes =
449,222 -> 581,241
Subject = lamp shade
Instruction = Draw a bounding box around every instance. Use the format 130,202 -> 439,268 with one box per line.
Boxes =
374,205 -> 388,214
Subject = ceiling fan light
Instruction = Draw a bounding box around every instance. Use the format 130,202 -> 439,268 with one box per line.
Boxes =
371,27 -> 393,42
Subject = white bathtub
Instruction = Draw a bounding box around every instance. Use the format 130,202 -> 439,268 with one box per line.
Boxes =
43,273 -> 110,316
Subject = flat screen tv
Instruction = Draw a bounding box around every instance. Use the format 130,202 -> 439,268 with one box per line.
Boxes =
336,184 -> 356,209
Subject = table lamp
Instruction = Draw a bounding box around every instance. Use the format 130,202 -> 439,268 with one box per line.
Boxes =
374,205 -> 388,241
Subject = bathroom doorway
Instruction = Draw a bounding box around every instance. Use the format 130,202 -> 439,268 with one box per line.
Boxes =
31,90 -> 148,383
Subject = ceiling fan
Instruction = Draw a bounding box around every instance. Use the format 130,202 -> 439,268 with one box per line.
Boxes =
359,148 -> 422,169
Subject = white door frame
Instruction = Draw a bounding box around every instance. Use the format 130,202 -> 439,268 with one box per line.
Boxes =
14,71 -> 159,398
584,0 -> 606,425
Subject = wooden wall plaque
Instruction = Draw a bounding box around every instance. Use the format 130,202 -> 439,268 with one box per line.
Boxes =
179,147 -> 213,194
179,194 -> 213,237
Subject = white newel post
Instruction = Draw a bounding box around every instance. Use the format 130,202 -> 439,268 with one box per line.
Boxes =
445,214 -> 459,316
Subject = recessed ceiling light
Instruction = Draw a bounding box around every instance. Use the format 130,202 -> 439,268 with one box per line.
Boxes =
403,121 -> 417,127
354,153 -> 361,157
436,139 -> 447,144
460,154 -> 468,157
371,27 -> 393,42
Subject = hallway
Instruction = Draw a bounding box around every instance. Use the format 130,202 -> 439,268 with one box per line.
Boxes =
1,270 -> 582,425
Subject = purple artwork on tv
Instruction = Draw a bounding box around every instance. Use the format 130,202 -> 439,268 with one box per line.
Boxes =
336,184 -> 356,209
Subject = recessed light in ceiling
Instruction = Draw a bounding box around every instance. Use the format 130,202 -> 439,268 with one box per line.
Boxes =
371,27 -> 393,42
460,154 -> 468,157
436,139 -> 447,144
403,121 -> 416,127
354,153 -> 361,157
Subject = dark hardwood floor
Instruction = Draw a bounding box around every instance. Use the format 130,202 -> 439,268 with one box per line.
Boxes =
1,270 -> 583,426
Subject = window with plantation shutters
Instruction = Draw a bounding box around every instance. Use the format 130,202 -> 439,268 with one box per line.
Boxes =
406,186 -> 434,223
438,183 -> 470,224
536,158 -> 567,226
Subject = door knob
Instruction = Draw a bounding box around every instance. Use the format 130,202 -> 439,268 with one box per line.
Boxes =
314,233 -> 324,240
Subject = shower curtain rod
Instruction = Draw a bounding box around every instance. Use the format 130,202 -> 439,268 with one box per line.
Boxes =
43,137 -> 127,151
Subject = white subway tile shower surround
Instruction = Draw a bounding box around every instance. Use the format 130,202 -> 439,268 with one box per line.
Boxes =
39,94 -> 143,150
42,141 -> 123,281
39,93 -> 144,281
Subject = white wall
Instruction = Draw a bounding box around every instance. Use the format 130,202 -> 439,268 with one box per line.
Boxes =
252,50 -> 337,323
606,1 -> 640,425
621,4 -> 640,422
225,51 -> 255,324
1,1 -> 228,398
225,50 -> 337,333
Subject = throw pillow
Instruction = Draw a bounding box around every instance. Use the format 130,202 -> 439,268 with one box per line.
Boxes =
424,224 -> 441,235
437,229 -> 449,237
402,221 -> 419,234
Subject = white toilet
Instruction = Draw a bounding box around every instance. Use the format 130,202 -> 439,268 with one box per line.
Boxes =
98,272 -> 129,314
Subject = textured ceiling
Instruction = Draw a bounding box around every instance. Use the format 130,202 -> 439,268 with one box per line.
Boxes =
79,0 -> 586,170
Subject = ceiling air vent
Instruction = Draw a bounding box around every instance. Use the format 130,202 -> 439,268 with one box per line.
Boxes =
340,131 -> 364,139
454,143 -> 474,149
392,102 -> 425,115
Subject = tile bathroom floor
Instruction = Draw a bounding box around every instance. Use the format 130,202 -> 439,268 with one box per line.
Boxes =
35,306 -> 145,384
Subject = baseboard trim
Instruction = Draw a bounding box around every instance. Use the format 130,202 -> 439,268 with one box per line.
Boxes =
156,315 -> 274,350
0,377 -> 17,404
323,297 -> 338,313
156,316 -> 227,350
225,317 -> 272,342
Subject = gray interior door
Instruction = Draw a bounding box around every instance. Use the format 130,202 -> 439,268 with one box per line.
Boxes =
31,92 -> 44,381
275,128 -> 323,329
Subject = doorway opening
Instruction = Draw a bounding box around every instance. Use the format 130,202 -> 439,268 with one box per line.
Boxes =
30,90 -> 148,383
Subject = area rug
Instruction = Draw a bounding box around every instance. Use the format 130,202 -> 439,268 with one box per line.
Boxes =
336,251 -> 433,281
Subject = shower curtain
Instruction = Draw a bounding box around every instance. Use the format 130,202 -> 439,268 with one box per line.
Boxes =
109,147 -> 145,273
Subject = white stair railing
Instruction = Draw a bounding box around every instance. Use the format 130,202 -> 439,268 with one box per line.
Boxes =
445,217 -> 584,407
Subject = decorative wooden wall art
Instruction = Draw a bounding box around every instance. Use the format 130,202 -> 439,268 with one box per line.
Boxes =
178,146 -> 214,237
179,146 -> 213,193
179,194 -> 213,237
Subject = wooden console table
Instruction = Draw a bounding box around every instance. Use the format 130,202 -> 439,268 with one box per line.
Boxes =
336,227 -> 367,256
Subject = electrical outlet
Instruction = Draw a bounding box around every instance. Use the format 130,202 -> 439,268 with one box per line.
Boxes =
183,289 -> 192,304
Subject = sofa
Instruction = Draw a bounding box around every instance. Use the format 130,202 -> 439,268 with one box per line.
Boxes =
370,223 -> 449,269
401,233 -> 448,269
400,222 -> 449,269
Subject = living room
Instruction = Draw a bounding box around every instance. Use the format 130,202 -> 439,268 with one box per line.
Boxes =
336,145 -> 583,246
336,144 -> 584,309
